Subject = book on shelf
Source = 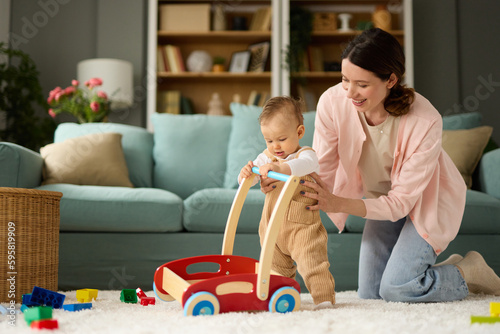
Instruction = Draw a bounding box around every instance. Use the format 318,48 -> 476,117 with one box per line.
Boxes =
297,85 -> 318,112
157,90 -> 181,114
159,45 -> 185,73
247,90 -> 270,107
180,96 -> 194,114
249,6 -> 272,31
307,46 -> 324,72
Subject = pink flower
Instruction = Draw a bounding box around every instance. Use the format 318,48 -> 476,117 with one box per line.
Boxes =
90,101 -> 100,112
64,86 -> 76,95
72,80 -> 79,86
97,91 -> 108,100
85,77 -> 103,89
54,91 -> 65,102
48,108 -> 56,118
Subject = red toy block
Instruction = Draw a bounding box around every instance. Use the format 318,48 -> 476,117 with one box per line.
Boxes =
140,297 -> 156,306
30,319 -> 59,330
136,287 -> 147,299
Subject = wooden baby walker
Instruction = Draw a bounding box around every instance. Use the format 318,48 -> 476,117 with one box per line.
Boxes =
153,167 -> 301,316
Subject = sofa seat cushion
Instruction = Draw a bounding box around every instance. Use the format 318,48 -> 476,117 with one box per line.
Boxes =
183,188 -> 339,233
37,184 -> 183,232
460,190 -> 500,234
344,190 -> 500,234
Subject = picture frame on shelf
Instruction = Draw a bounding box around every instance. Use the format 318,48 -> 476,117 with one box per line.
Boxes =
247,41 -> 270,73
229,50 -> 251,73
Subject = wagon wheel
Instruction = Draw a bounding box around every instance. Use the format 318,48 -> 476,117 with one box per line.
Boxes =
153,282 -> 175,302
184,292 -> 220,316
268,287 -> 301,313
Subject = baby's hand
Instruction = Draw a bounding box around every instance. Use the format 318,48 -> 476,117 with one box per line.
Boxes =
259,163 -> 276,179
239,161 -> 254,181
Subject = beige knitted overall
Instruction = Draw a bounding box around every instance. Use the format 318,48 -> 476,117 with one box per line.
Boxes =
258,149 -> 336,305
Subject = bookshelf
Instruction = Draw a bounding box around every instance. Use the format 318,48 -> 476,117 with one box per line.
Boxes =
146,0 -> 413,129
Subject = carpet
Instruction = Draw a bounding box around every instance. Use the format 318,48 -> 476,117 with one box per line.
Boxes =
1,290 -> 499,334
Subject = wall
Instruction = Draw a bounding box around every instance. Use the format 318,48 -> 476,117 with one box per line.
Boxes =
413,0 -> 500,144
8,0 -> 147,127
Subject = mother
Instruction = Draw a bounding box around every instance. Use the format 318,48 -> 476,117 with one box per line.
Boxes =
283,28 -> 500,302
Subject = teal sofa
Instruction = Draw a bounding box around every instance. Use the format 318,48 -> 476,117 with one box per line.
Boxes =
1,106 -> 499,294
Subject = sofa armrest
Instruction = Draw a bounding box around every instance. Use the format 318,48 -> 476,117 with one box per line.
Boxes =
0,142 -> 44,188
478,148 -> 500,199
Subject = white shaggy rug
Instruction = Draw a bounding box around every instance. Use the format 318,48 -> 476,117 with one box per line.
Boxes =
1,290 -> 500,334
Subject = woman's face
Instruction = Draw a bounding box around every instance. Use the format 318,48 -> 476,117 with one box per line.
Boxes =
341,58 -> 396,118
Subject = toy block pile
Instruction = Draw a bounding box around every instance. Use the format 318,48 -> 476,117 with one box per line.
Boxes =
119,287 -> 156,306
471,302 -> 500,324
20,286 -> 98,330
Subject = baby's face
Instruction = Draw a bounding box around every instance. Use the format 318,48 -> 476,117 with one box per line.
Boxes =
260,114 -> 304,159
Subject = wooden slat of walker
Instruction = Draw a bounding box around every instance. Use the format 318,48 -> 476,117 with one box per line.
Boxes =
0,187 -> 62,303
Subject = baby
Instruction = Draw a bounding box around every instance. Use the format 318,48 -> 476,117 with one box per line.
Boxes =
238,96 -> 335,308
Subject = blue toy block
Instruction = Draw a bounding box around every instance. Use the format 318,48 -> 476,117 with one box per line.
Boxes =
30,286 -> 65,309
63,303 -> 92,312
22,293 -> 41,307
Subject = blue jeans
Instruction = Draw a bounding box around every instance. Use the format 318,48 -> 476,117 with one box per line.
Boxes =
358,217 -> 469,302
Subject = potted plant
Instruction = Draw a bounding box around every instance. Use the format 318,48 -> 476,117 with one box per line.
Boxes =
285,7 -> 313,87
47,78 -> 110,123
212,56 -> 226,72
0,42 -> 56,151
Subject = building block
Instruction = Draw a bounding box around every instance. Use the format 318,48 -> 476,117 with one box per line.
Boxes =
29,286 -> 65,309
120,289 -> 138,303
24,306 -> 52,326
76,288 -> 98,303
136,287 -> 147,299
471,316 -> 500,324
140,297 -> 156,306
491,302 -> 500,317
22,293 -> 41,307
30,319 -> 59,330
63,303 -> 93,312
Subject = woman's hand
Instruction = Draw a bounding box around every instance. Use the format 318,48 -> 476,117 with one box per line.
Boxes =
301,172 -> 367,217
300,172 -> 338,212
260,177 -> 278,194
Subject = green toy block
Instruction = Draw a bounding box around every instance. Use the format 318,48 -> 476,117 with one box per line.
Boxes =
120,289 -> 138,303
471,315 -> 500,324
24,306 -> 52,326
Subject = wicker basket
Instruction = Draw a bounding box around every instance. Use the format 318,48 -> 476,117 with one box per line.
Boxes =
0,187 -> 62,303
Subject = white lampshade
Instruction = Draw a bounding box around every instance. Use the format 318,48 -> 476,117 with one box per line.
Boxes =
77,58 -> 133,109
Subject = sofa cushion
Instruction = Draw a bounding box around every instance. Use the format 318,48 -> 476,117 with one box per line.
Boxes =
40,132 -> 133,187
479,148 -> 500,199
37,184 -> 183,232
442,111 -> 482,130
0,142 -> 43,188
442,126 -> 493,188
224,103 -> 316,189
54,123 -> 154,188
152,113 -> 232,199
344,189 -> 500,234
460,190 -> 500,234
184,188 -> 339,233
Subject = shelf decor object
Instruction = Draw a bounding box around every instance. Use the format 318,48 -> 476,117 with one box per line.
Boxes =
248,41 -> 270,73
229,51 -> 251,73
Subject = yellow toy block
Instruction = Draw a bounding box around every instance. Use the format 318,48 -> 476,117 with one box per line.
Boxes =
490,302 -> 500,317
76,289 -> 98,303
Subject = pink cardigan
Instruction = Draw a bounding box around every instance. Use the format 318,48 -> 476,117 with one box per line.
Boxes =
313,83 -> 466,254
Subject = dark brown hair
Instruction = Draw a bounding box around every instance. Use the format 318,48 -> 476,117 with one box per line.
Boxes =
341,28 -> 415,116
259,96 -> 304,126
